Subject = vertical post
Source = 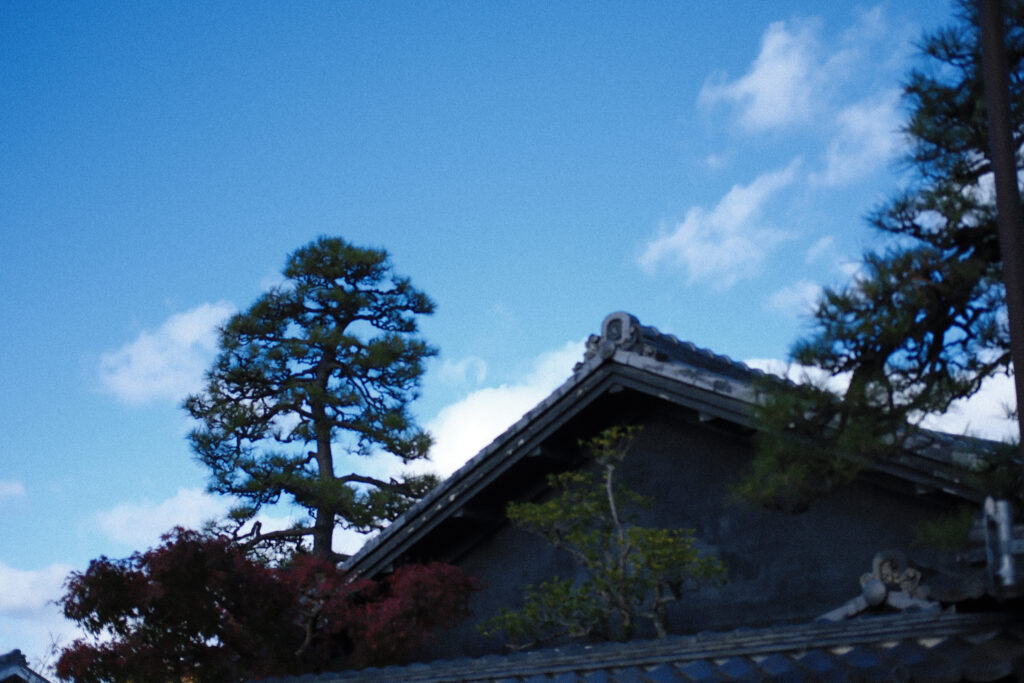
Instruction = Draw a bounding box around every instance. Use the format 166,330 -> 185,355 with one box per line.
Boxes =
980,0 -> 1024,479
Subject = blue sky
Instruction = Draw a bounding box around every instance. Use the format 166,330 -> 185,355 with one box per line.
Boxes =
3,0 -> 1016,667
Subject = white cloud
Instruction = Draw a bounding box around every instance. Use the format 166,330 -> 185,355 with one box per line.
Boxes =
334,526 -> 373,556
699,18 -> 823,131
813,90 -> 904,186
0,562 -> 78,675
767,280 -> 821,318
436,356 -> 488,386
638,161 -> 798,286
0,480 -> 26,500
99,301 -> 235,404
922,373 -> 1019,442
419,340 -> 585,478
966,171 -> 998,206
95,487 -> 229,547
0,562 -> 72,617
697,7 -> 913,190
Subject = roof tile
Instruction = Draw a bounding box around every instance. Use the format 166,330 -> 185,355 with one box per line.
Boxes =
676,660 -> 717,681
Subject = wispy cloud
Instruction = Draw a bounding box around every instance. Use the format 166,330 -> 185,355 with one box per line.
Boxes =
99,301 -> 235,404
0,480 -> 26,500
767,280 -> 821,319
436,356 -> 488,386
812,90 -> 904,186
805,236 -> 837,265
638,161 -> 799,286
699,7 -> 911,186
699,18 -> 823,132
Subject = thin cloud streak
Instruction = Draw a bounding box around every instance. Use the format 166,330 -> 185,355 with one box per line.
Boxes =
0,480 -> 26,500
767,280 -> 821,319
638,161 -> 799,286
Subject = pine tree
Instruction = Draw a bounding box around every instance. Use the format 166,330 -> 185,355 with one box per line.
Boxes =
740,1 -> 1024,510
185,237 -> 438,559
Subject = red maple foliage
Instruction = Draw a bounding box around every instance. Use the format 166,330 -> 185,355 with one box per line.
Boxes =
56,528 -> 475,683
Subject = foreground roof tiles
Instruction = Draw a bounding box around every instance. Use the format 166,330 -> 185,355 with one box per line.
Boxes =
258,611 -> 1024,682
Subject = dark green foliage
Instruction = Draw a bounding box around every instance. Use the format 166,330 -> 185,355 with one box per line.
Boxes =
736,375 -> 888,512
914,505 -> 977,551
740,1 -> 1024,510
962,438 -> 1024,500
185,237 -> 438,559
481,427 -> 725,648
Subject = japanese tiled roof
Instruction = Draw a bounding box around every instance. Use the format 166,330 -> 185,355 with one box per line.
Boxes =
255,610 -> 1024,682
0,650 -> 51,683
256,313 -> 1021,682
345,312 -> 995,578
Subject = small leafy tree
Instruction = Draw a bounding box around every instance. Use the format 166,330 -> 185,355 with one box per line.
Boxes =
481,427 -> 725,649
56,528 -> 475,683
184,237 -> 439,560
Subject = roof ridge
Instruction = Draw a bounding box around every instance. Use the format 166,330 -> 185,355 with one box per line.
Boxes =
582,311 -> 768,384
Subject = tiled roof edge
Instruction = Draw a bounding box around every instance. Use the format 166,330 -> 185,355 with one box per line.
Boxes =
252,610 -> 1022,682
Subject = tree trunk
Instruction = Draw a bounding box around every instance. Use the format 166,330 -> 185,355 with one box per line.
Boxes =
312,361 -> 336,560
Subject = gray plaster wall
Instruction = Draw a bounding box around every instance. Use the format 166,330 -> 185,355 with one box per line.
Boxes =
423,407 -> 945,660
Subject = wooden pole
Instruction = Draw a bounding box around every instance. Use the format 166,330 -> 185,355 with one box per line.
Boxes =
980,0 -> 1024,482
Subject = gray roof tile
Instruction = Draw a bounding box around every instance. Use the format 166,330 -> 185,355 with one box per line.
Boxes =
676,660 -> 717,681
251,611 -> 1024,682
715,657 -> 754,679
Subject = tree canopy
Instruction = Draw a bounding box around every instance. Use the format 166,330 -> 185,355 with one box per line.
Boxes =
56,528 -> 475,682
739,0 -> 1024,511
184,237 -> 439,559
